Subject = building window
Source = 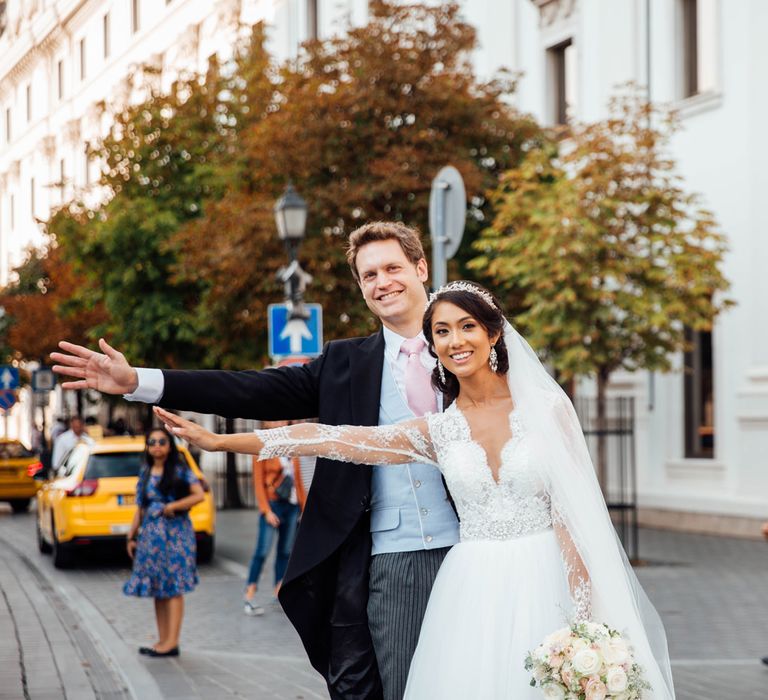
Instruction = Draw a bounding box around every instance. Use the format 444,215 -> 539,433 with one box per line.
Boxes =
679,0 -> 718,98
131,0 -> 140,34
5,107 -> 10,142
103,13 -> 111,58
307,0 -> 318,40
684,327 -> 714,458
79,38 -> 86,80
57,59 -> 64,99
30,177 -> 35,216
25,84 -> 31,122
10,195 -> 14,230
547,39 -> 577,125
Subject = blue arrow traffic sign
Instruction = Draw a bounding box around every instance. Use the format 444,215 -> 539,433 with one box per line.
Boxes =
268,304 -> 323,358
0,389 -> 16,411
0,366 -> 19,390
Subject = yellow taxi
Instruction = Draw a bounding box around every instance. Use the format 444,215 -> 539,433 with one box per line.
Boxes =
36,436 -> 215,568
0,439 -> 43,513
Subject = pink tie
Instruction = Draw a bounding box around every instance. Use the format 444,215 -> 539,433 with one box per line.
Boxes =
400,337 -> 437,416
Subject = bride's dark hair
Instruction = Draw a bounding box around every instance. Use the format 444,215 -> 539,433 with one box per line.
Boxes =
422,281 -> 509,407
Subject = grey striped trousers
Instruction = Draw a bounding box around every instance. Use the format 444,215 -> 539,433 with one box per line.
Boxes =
367,547 -> 450,700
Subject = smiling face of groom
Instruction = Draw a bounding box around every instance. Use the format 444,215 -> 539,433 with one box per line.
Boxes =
348,223 -> 429,338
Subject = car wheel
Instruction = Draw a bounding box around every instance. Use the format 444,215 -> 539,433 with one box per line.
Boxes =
51,516 -> 74,569
37,516 -> 52,554
196,534 -> 215,564
10,498 -> 30,514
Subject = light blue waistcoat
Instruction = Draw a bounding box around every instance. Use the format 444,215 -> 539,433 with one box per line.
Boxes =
370,358 -> 460,555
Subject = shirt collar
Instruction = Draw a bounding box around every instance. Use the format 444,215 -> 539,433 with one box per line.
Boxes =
382,325 -> 428,360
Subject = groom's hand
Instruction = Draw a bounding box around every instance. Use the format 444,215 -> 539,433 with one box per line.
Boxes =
51,338 -> 139,395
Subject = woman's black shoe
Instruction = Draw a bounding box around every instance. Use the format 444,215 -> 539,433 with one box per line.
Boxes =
147,647 -> 179,658
138,646 -> 154,655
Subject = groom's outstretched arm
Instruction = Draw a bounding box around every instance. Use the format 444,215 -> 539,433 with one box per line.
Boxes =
159,361 -> 323,420
52,338 -> 326,421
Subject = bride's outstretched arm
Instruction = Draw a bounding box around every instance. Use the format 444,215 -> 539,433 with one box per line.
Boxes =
154,407 -> 438,467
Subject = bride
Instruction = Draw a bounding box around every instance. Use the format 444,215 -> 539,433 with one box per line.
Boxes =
156,281 -> 674,699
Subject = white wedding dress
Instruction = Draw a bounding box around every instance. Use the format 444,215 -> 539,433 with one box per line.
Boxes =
257,321 -> 674,699
259,403 -> 592,699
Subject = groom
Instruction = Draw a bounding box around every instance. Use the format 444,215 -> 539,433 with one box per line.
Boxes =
52,221 -> 459,700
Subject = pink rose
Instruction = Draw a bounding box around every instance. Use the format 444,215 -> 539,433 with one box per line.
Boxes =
585,677 -> 607,700
549,653 -> 565,669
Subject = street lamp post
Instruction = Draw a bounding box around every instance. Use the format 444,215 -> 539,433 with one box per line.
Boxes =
274,183 -> 312,320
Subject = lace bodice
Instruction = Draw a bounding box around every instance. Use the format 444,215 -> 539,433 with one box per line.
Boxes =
426,405 -> 553,542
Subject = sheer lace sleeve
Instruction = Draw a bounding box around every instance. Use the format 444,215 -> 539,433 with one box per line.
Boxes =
552,502 -> 592,621
255,419 -> 438,467
550,395 -> 592,621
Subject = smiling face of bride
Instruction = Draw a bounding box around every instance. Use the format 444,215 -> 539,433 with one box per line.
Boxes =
430,302 -> 500,380
423,282 -> 509,404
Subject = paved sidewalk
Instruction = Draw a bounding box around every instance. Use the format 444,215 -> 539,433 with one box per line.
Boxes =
0,537 -> 129,700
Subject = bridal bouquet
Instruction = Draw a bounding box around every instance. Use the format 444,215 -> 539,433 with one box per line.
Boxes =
524,621 -> 650,699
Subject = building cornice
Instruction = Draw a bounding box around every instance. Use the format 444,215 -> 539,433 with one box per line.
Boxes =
0,0 -> 88,86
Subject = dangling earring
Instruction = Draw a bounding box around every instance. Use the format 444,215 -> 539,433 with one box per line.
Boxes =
489,346 -> 498,373
437,361 -> 446,384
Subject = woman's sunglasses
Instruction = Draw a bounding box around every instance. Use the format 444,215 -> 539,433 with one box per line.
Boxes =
147,438 -> 169,447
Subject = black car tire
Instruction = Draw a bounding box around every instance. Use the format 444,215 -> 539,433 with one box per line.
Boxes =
10,498 -> 30,514
37,516 -> 52,554
196,534 -> 214,564
51,516 -> 74,569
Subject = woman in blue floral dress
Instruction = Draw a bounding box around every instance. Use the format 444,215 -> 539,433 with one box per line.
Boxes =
124,427 -> 204,657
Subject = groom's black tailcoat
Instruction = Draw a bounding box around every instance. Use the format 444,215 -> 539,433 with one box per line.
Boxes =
160,332 -> 386,700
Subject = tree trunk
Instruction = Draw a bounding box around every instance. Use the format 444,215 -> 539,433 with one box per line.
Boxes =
224,417 -> 243,508
596,367 -> 609,497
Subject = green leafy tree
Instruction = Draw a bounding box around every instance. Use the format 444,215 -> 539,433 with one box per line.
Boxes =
176,0 -> 543,368
470,88 -> 732,487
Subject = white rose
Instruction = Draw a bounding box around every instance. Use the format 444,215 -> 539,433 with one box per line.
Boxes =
606,666 -> 629,693
602,638 -> 630,665
572,648 -> 603,676
542,683 -> 567,700
545,627 -> 573,647
567,638 -> 588,659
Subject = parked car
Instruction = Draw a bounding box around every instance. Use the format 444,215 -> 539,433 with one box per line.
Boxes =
36,436 -> 215,568
0,439 -> 43,513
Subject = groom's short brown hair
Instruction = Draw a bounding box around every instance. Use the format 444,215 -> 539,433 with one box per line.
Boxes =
346,222 -> 426,282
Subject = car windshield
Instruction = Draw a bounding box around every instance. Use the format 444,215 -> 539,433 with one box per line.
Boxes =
85,453 -> 143,479
84,452 -> 191,479
0,442 -> 34,459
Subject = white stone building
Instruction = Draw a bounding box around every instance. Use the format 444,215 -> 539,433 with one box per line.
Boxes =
1,0 -> 765,531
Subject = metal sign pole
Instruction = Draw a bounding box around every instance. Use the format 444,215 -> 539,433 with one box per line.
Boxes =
432,182 -> 448,290
429,165 -> 467,290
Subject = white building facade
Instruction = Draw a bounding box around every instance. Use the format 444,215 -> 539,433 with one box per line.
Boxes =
1,0 -> 765,530
475,0 -> 767,533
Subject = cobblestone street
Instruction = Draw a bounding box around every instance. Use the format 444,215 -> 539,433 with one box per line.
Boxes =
1,504 -> 767,698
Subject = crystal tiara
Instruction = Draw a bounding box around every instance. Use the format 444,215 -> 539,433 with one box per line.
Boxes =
426,281 -> 497,310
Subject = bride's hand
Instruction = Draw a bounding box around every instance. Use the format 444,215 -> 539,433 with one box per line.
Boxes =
154,407 -> 222,452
